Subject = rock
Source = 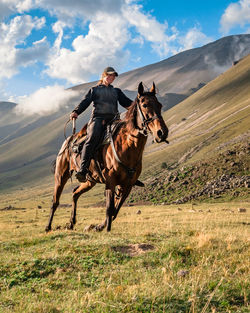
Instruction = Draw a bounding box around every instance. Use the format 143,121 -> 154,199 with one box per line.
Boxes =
177,270 -> 189,277
173,176 -> 179,182
177,207 -> 182,211
244,181 -> 250,188
136,210 -> 142,214
238,208 -> 246,213
38,205 -> 42,209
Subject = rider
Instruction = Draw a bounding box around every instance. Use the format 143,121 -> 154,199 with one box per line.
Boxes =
70,66 -> 133,182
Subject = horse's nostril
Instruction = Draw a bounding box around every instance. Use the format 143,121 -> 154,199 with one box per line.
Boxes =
157,130 -> 163,138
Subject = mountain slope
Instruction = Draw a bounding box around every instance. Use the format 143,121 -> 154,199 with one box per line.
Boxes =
74,34 -> 250,97
0,35 -> 249,192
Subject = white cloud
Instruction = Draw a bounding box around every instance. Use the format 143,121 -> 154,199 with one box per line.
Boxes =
122,2 -> 176,56
44,1 -> 182,83
0,0 -> 34,21
46,12 -> 130,84
1,0 -> 178,89
2,0 -> 236,99
220,0 -> 250,33
0,15 -> 48,79
35,0 -> 124,26
122,3 -> 168,42
179,27 -> 212,51
131,36 -> 144,46
52,21 -> 66,53
0,0 -> 186,86
16,0 -> 34,12
14,85 -> 80,115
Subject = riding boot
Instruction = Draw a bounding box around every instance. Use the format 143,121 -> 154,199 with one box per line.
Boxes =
75,166 -> 88,182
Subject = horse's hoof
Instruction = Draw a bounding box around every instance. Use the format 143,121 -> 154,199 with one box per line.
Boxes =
65,223 -> 74,230
94,225 -> 104,232
45,226 -> 51,233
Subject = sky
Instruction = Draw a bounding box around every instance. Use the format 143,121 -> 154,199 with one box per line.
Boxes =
0,0 -> 250,113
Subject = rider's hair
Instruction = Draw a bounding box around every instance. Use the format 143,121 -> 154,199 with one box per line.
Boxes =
97,71 -> 108,85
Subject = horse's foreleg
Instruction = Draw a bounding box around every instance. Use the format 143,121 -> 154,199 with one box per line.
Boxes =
113,186 -> 132,221
67,180 -> 96,230
45,171 -> 70,232
94,186 -> 132,232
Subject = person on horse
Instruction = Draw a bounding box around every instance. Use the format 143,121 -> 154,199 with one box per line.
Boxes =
70,66 -> 144,186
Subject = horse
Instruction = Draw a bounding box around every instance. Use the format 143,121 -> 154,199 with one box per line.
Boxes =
45,82 -> 169,232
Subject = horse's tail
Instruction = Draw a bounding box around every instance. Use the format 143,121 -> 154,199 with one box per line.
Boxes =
51,159 -> 56,174
51,137 -> 72,175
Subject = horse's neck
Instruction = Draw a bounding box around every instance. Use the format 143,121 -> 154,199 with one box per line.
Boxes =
123,126 -> 148,159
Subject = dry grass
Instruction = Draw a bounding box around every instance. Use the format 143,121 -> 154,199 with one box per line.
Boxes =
0,198 -> 249,312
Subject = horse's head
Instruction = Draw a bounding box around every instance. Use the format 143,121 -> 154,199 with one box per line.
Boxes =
136,82 -> 169,143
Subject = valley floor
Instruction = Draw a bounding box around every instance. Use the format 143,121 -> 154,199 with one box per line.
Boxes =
0,202 -> 249,312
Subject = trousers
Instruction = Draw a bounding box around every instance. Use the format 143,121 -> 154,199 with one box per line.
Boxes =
79,116 -> 113,171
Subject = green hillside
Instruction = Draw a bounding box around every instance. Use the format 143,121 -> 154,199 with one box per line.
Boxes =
130,54 -> 250,204
143,53 -> 250,170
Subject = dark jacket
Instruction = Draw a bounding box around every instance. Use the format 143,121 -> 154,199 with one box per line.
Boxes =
73,84 -> 132,118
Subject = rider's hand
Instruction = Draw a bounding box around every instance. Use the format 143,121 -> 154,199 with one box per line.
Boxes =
70,112 -> 78,120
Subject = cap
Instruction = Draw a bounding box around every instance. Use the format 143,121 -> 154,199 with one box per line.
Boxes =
103,66 -> 118,76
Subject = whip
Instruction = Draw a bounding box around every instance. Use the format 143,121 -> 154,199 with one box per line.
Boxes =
64,118 -> 76,140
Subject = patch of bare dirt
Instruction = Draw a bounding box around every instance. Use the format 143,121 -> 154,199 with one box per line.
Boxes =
112,243 -> 155,257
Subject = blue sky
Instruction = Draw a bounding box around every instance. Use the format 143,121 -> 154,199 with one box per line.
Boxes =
0,0 -> 250,105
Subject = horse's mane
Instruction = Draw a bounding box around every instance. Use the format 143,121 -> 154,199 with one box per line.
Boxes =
123,100 -> 137,131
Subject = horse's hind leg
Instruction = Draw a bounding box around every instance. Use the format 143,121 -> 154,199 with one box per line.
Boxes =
45,170 -> 70,232
106,189 -> 115,232
67,180 -> 96,230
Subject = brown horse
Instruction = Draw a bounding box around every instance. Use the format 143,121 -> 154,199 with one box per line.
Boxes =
45,82 -> 168,232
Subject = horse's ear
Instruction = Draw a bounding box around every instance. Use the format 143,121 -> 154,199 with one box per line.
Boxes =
150,82 -> 156,94
138,82 -> 144,96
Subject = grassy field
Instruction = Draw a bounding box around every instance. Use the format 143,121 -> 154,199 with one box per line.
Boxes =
0,200 -> 249,313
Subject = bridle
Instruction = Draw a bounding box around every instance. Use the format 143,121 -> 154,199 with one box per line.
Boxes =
136,95 -> 162,136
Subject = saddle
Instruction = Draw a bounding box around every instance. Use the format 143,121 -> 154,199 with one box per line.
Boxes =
70,119 -> 123,155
